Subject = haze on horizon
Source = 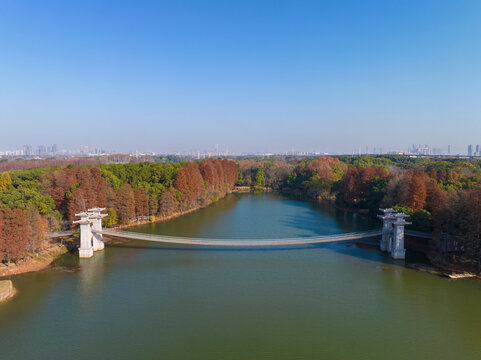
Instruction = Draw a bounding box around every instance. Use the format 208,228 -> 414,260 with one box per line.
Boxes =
1,0 -> 480,154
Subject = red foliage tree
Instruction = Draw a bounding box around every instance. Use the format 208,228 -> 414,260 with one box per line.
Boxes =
43,166 -> 110,220
67,187 -> 87,225
115,183 -> 135,224
148,194 -> 159,215
134,188 -> 149,218
42,169 -> 77,214
90,167 -> 107,207
404,169 -> 427,212
199,160 -> 218,196
174,167 -> 191,210
337,166 -> 357,207
213,160 -> 225,193
26,205 -> 48,252
174,164 -> 206,209
159,187 -> 179,215
426,181 -> 449,232
187,163 -> 207,205
438,170 -> 447,182
0,208 -> 30,262
337,165 -> 389,208
222,159 -> 238,187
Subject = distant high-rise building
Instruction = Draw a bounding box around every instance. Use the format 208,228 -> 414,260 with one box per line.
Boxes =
410,144 -> 431,155
23,145 -> 32,156
468,145 -> 474,157
52,144 -> 58,153
37,145 -> 47,155
448,145 -> 451,155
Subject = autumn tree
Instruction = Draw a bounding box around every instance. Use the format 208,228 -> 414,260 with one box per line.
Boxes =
0,172 -> 12,193
26,205 -> 48,252
174,167 -> 191,210
443,186 -> 481,271
426,181 -> 448,232
148,193 -> 159,215
173,163 -> 204,209
67,187 -> 87,225
41,168 -> 76,214
222,159 -> 238,187
337,166 -> 357,207
90,167 -> 107,207
73,167 -> 96,209
199,160 -> 218,197
160,187 -> 179,215
115,183 -> 135,224
337,166 -> 389,209
134,188 -> 149,219
0,210 -> 4,262
0,208 -> 30,263
42,166 -> 109,219
213,160 -> 226,193
404,169 -> 427,212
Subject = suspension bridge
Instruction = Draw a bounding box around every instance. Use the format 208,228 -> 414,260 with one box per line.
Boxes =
96,229 -> 383,247
72,208 -> 419,259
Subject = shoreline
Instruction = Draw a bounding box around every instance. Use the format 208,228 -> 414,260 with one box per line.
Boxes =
0,244 -> 68,279
3,189 -> 477,281
1,189 -> 239,279
427,252 -> 481,279
110,189 -> 239,231
108,187 -> 272,231
111,188 -> 481,279
281,188 -> 480,279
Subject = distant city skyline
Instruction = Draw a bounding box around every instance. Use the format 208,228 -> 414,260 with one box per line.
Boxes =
1,1 -> 481,153
0,142 -> 479,157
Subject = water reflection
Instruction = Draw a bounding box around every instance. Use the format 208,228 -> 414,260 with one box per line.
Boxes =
78,250 -> 105,296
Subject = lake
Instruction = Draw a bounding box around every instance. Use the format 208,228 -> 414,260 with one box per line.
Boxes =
1,192 -> 481,360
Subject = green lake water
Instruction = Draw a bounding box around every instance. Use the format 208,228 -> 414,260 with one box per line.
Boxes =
1,192 -> 481,360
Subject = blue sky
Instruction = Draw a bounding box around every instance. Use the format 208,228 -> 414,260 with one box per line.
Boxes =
1,0 -> 481,154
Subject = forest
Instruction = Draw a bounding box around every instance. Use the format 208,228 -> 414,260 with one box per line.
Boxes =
238,155 -> 481,272
0,158 -> 238,263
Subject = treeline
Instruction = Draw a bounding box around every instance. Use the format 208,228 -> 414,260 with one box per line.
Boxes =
0,159 -> 238,263
0,154 -> 157,172
238,156 -> 481,271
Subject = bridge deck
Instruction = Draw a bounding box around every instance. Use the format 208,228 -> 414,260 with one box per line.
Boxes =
96,229 -> 382,246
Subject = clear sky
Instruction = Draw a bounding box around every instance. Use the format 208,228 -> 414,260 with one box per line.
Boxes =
1,0 -> 481,154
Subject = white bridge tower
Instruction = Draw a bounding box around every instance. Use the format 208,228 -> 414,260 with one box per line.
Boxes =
378,209 -> 411,259
378,208 -> 396,252
74,208 -> 107,258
